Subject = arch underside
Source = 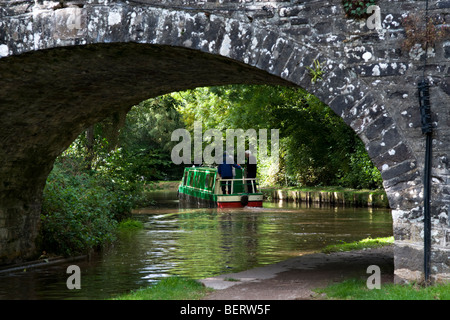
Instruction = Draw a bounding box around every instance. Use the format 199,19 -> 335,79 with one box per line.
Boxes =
0,43 -> 293,164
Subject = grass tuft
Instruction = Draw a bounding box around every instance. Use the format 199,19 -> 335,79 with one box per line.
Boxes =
321,236 -> 394,254
111,276 -> 212,300
316,278 -> 450,300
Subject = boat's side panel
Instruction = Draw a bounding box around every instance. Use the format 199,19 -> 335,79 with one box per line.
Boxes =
178,167 -> 218,208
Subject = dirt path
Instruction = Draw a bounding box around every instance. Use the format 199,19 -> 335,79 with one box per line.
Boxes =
200,246 -> 394,300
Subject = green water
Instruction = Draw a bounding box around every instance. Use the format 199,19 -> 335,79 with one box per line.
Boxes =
0,191 -> 392,300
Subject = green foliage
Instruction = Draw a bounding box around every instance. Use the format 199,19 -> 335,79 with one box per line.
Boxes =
117,218 -> 144,232
337,139 -> 383,189
172,84 -> 383,189
342,0 -> 377,19
306,59 -> 324,84
41,161 -> 119,256
119,95 -> 186,181
41,153 -> 147,256
40,95 -> 186,256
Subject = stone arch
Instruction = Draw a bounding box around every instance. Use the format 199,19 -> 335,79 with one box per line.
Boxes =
0,2 -> 419,206
1,0 -> 448,283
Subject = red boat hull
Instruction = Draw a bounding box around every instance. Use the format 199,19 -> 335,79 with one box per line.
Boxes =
246,201 -> 263,207
217,202 -> 244,208
217,200 -> 263,208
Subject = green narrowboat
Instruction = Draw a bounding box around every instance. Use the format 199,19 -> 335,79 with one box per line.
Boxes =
177,167 -> 263,208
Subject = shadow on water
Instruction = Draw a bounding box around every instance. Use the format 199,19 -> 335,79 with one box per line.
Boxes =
0,190 -> 392,300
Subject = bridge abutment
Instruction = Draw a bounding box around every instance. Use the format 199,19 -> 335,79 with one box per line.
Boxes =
393,209 -> 450,283
0,167 -> 48,263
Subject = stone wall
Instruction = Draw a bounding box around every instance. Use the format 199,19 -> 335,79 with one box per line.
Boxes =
262,187 -> 390,208
0,0 -> 449,282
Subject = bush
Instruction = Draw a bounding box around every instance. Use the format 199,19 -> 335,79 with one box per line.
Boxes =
40,161 -> 121,256
337,140 -> 383,189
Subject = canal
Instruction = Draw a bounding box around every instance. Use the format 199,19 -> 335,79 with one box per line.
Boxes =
0,191 -> 392,300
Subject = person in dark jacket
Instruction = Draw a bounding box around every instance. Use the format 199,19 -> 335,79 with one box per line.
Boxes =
218,152 -> 241,194
245,150 -> 257,193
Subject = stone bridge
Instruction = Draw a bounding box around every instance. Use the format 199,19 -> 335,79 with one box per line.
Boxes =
0,0 -> 449,283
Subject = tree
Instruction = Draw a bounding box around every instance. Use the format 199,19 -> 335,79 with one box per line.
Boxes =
172,84 -> 382,189
118,95 -> 186,181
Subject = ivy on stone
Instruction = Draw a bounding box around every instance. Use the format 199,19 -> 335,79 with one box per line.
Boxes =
342,0 -> 377,19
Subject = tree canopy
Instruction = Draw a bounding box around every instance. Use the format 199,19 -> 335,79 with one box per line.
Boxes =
171,85 -> 382,189
54,84 -> 383,189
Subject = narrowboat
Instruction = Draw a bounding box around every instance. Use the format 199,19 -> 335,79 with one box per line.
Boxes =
177,166 -> 263,208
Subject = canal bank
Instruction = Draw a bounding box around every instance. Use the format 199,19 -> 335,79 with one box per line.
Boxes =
261,186 -> 389,208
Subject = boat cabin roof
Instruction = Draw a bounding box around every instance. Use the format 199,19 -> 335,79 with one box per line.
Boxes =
183,167 -> 217,173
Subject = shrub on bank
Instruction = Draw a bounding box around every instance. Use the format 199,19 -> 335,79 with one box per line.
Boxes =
39,159 -> 144,257
40,163 -> 117,256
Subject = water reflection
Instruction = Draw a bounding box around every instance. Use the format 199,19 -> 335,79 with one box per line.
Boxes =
0,191 -> 392,300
